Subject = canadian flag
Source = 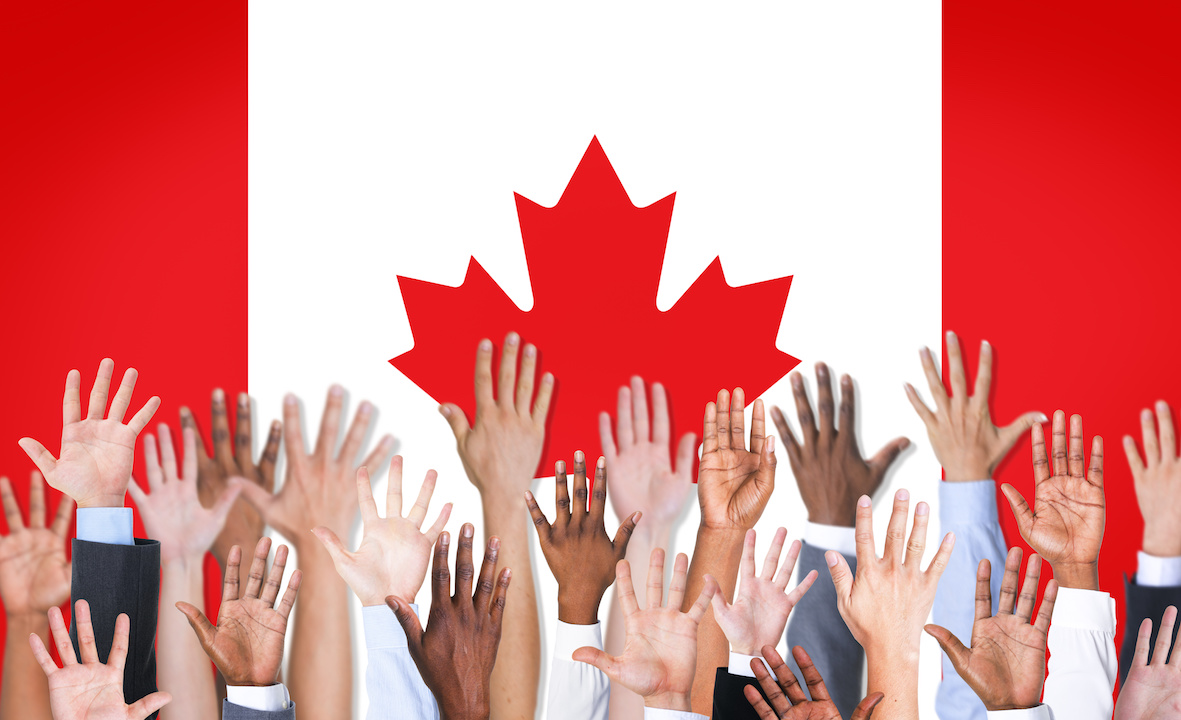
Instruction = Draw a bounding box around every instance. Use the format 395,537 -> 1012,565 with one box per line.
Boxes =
1,1 -> 1175,717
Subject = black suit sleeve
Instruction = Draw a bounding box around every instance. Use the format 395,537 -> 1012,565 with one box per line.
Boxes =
69,538 -> 160,715
1120,574 -> 1181,687
712,667 -> 766,720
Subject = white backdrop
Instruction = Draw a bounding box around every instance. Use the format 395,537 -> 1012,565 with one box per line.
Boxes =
249,2 -> 941,716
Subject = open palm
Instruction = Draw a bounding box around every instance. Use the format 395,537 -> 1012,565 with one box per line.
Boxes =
1116,607 -> 1181,720
699,389 -> 776,531
0,473 -> 73,615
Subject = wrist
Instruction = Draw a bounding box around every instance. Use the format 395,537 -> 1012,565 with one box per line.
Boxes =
1052,561 -> 1100,590
643,692 -> 692,712
76,493 -> 126,509
942,466 -> 992,483
807,509 -> 855,528
557,589 -> 603,625
4,610 -> 49,631
696,524 -> 747,546
1142,529 -> 1181,558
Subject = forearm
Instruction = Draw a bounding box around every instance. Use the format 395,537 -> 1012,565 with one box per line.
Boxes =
289,542 -> 353,720
482,495 -> 539,720
2,613 -> 53,720
158,557 -> 219,720
607,525 -> 671,720
685,524 -> 744,715
865,644 -> 921,720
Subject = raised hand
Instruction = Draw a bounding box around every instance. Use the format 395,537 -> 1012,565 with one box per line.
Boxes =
828,490 -> 954,719
29,600 -> 171,720
773,363 -> 909,527
127,425 -> 240,563
574,549 -> 716,712
1125,401 -> 1181,557
746,645 -> 884,720
0,473 -> 72,616
600,377 -> 695,529
19,359 -> 160,508
710,528 -> 816,656
526,454 -> 640,624
699,388 -> 776,531
905,333 -> 1046,482
312,459 -> 451,606
1116,606 -> 1181,720
179,389 -> 281,582
388,524 -> 511,720
925,548 -> 1058,711
238,385 -> 392,543
1001,411 -> 1105,590
176,537 -> 302,686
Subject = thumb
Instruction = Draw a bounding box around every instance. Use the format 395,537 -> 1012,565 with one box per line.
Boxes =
999,483 -> 1034,541
234,479 -> 274,518
209,484 -> 243,529
924,624 -> 971,674
868,437 -> 911,476
438,404 -> 471,444
127,691 -> 172,720
175,601 -> 217,653
385,596 -> 424,653
999,412 -> 1049,453
572,646 -> 620,681
852,692 -> 885,720
756,434 -> 777,491
826,551 -> 854,602
311,526 -> 351,570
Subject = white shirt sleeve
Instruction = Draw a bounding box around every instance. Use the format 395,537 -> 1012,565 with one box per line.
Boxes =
1041,587 -> 1117,720
642,710 -> 709,720
985,705 -> 1052,720
363,604 -> 438,720
226,683 -> 291,711
804,522 -> 857,557
547,621 -> 609,720
1136,552 -> 1181,587
75,507 -> 134,545
727,652 -> 770,678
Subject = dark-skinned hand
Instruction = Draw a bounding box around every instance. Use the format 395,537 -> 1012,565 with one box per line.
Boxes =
925,548 -> 1058,711
525,453 -> 640,624
388,524 -> 510,720
772,363 -> 909,527
746,645 -> 883,720
176,537 -> 302,686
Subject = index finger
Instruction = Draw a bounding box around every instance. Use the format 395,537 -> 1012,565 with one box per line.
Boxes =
1,476 -> 25,531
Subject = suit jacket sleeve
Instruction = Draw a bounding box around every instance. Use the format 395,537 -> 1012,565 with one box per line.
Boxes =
1120,576 -> 1181,686
784,540 -> 863,719
712,665 -> 765,720
69,537 -> 160,713
222,700 -> 297,720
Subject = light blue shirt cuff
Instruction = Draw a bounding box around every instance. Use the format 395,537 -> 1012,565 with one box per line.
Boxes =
75,508 -> 134,546
939,479 -> 998,526
363,603 -> 418,649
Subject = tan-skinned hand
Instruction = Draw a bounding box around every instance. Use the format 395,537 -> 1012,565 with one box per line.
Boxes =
0,473 -> 72,617
699,388 -> 776,531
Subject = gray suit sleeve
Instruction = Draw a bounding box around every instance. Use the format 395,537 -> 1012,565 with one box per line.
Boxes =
222,700 -> 296,720
783,541 -> 863,719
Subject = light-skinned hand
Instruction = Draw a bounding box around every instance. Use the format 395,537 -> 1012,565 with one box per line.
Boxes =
0,472 -> 73,617
1124,401 -> 1181,557
1115,606 -> 1181,720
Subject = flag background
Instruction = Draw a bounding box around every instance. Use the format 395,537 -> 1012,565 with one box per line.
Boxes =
2,0 -> 1177,716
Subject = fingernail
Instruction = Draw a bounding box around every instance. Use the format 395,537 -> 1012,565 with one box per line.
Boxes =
439,405 -> 451,417
285,394 -> 297,406
858,495 -> 871,508
574,450 -> 584,463
1143,409 -> 1153,421
1038,413 -> 1049,422
524,344 -> 536,358
556,460 -> 566,474
330,384 -> 344,397
597,456 -> 606,468
180,406 -> 191,417
896,488 -> 909,502
524,490 -> 534,501
916,502 -> 929,516
826,552 -> 838,567
506,332 -> 519,346
239,393 -> 248,406
359,401 -> 373,416
981,339 -> 991,350
542,372 -> 554,384
490,537 -> 500,550
504,568 -> 512,579
479,339 -> 492,351
440,532 -> 449,546
1157,400 -> 1169,412
212,388 -> 224,402
462,524 -> 473,538
767,435 -> 775,452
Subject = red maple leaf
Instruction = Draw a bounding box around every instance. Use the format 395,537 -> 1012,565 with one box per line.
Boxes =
392,137 -> 798,479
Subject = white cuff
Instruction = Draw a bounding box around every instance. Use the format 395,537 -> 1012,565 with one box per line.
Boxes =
227,683 -> 290,711
728,652 -> 771,678
1137,551 -> 1181,587
363,603 -> 418,649
804,522 -> 856,557
1051,587 -> 1116,632
643,709 -> 709,720
75,508 -> 134,546
986,705 -> 1051,720
554,621 -> 602,661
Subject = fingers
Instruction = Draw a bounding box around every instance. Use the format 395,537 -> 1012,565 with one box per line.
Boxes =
258,420 -> 282,488
919,346 -> 950,415
613,511 -> 640,555
261,544 -> 289,607
762,527 -> 787,582
974,559 -> 994,622
355,467 -> 380,526
904,500 -> 930,567
599,412 -> 618,461
127,396 -> 161,436
181,426 -> 200,484
211,389 -> 234,469
651,381 -> 671,445
75,598 -> 99,664
50,485 -> 74,538
497,333 -> 521,408
616,558 -> 640,616
516,343 -> 537,415
793,645 -> 832,703
731,388 -> 746,451
1125,434 -> 1146,480
1034,580 -> 1058,633
0,476 -> 24,531
234,393 -> 255,471
532,372 -> 555,426
1132,616 -> 1155,667
571,451 -> 589,517
836,373 -> 856,443
646,548 -> 667,609
924,624 -> 971,675
312,526 -> 349,570
631,376 -> 651,443
474,536 -> 501,611
455,523 -> 476,601
1141,407 -> 1161,468
244,537 -> 273,599
749,656 -> 793,715
972,339 -> 993,399
87,358 -> 114,420
554,459 -> 571,524
29,631 -> 58,676
883,489 -> 910,564
1089,435 -> 1105,489
686,570 -> 716,623
314,385 -> 345,458
1068,413 -> 1086,478
385,456 -> 404,518
764,645 -> 805,707
815,364 -> 835,446
617,384 -> 636,448
158,424 -> 179,482
473,338 -> 495,408
1001,483 -> 1035,540
127,692 -> 173,720
997,546 -> 1022,615
702,401 -> 719,455
675,432 -> 698,481
1016,553 -> 1043,622
790,372 -> 817,448
282,394 -> 307,461
222,545 -> 242,602
590,456 -> 607,521
176,601 -> 218,656
827,551 -> 854,602
386,596 -> 425,654
716,389 -> 732,451
904,383 -> 937,428
341,401 -> 378,467
786,569 -> 818,607
489,567 -> 511,626
179,406 -> 211,460
525,490 -> 551,543
945,331 -> 968,400
1050,410 -> 1068,478
853,495 -> 875,567
108,612 -> 131,674
926,532 -> 956,578
276,569 -> 302,620
63,368 -> 81,425
143,434 -> 163,491
109,367 -> 140,423
852,693 -> 885,720
1157,401 -> 1177,462
750,397 -> 767,455
1153,605 -> 1178,666
770,405 -> 802,468
18,437 -> 57,481
47,606 -> 75,665
432,531 -> 452,601
739,528 -> 758,580
440,403 -> 472,444
743,684 -> 779,720
868,437 -> 911,479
